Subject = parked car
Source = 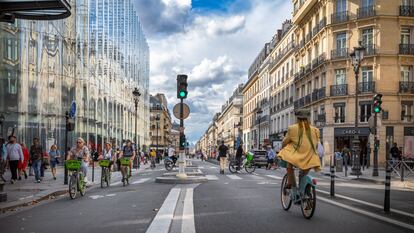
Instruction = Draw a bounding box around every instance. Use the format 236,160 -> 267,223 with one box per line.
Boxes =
252,150 -> 267,168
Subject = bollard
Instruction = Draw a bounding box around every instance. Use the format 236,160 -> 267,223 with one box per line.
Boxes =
330,155 -> 335,197
344,155 -> 348,177
92,161 -> 95,183
401,161 -> 404,182
384,159 -> 391,212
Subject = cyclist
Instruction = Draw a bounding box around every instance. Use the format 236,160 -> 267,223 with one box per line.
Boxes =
99,142 -> 115,170
278,109 -> 321,190
168,145 -> 177,165
120,140 -> 135,177
235,142 -> 244,171
67,138 -> 90,182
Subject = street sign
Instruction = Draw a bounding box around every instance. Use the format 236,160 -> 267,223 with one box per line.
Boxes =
173,103 -> 190,119
69,101 -> 77,118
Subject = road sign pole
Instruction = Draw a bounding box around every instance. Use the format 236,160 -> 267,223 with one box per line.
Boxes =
373,112 -> 379,177
177,98 -> 187,179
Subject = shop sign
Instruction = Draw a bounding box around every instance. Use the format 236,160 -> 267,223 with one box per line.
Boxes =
334,127 -> 370,136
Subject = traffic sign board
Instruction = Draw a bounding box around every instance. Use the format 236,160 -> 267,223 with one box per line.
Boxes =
69,101 -> 77,118
173,103 -> 190,119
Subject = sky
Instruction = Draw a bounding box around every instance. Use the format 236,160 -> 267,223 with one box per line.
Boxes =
133,0 -> 292,143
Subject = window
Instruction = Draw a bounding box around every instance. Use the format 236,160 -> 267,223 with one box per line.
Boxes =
334,69 -> 347,85
401,65 -> 413,82
360,103 -> 372,123
361,28 -> 373,47
336,33 -> 347,50
401,27 -> 411,44
361,0 -> 374,8
5,38 -> 18,61
362,67 -> 373,83
321,72 -> 326,87
336,0 -> 347,13
401,102 -> 413,122
6,71 -> 17,94
334,103 -> 346,123
401,0 -> 413,6
314,77 -> 320,89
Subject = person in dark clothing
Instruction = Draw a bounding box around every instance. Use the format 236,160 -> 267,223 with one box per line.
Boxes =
235,142 -> 244,171
218,141 -> 228,174
390,143 -> 401,160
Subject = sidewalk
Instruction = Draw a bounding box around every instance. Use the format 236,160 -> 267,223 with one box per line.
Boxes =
320,165 -> 414,190
0,163 -> 148,213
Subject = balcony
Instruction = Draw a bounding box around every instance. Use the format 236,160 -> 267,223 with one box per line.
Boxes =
293,0 -> 318,24
285,99 -> 289,106
300,39 -> 305,48
290,96 -> 294,103
358,81 -> 375,93
364,44 -> 377,56
334,116 -> 346,123
305,33 -> 311,43
399,44 -> 414,55
319,17 -> 326,29
357,6 -> 376,19
331,48 -> 348,60
400,81 -> 414,94
305,94 -> 312,105
305,64 -> 311,73
316,114 -> 326,123
312,87 -> 326,102
330,84 -> 348,96
331,11 -> 349,24
299,97 -> 305,107
312,26 -> 319,37
400,5 -> 414,16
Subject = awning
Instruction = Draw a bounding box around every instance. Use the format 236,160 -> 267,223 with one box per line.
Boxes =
0,0 -> 71,23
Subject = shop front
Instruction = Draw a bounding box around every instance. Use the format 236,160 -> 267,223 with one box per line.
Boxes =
334,127 -> 370,165
404,127 -> 414,158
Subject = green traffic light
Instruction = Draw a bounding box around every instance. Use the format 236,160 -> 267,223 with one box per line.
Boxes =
179,91 -> 186,98
373,107 -> 381,113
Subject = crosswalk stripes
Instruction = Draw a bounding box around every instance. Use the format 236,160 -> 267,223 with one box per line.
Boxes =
205,175 -> 219,180
226,175 -> 242,180
132,178 -> 151,184
266,174 -> 283,180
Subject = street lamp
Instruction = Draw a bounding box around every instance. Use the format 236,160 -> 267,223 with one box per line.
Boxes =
257,109 -> 263,149
0,114 -> 5,137
350,42 -> 365,177
132,87 -> 141,168
155,114 -> 160,161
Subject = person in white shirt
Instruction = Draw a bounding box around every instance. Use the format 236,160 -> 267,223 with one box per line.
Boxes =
168,145 -> 177,165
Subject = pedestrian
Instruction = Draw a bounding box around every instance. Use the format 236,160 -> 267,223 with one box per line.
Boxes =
266,145 -> 276,170
149,149 -> 156,168
235,142 -> 244,171
48,144 -> 60,180
6,135 -> 24,184
389,143 -> 401,168
67,137 -> 90,182
317,141 -> 324,167
0,137 -> 7,182
277,109 -> 321,189
30,138 -> 44,183
18,143 -> 29,180
341,144 -> 351,166
218,140 -> 228,174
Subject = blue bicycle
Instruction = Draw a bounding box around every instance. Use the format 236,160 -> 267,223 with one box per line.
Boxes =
279,160 -> 317,219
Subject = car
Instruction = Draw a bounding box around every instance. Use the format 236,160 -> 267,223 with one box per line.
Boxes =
252,150 -> 267,168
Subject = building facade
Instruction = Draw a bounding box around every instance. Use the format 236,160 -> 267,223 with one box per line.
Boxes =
0,0 -> 150,153
292,0 -> 414,164
150,93 -> 171,154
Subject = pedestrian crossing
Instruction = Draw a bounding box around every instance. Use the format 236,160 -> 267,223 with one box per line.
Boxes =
204,173 -> 278,182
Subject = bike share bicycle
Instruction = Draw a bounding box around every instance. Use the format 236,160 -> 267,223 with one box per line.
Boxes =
279,160 -> 317,219
228,151 -> 255,174
119,158 -> 131,186
66,159 -> 86,199
99,159 -> 111,188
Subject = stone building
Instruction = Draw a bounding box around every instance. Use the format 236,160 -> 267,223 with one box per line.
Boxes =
150,93 -> 172,154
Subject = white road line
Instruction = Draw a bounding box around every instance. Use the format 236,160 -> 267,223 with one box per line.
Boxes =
317,189 -> 414,219
182,188 -> 195,233
146,188 -> 181,233
210,166 -> 218,169
318,196 -> 414,231
111,181 -> 122,186
249,175 -> 264,180
266,175 -> 283,180
132,178 -> 151,184
226,175 -> 242,180
205,175 -> 219,180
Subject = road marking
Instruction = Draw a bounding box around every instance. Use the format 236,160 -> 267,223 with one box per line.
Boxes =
105,194 -> 116,197
266,175 -> 283,180
318,196 -> 414,231
182,188 -> 195,233
132,178 -> 151,184
111,181 -> 122,186
317,189 -> 414,218
250,174 -> 264,180
146,188 -> 181,233
205,175 -> 219,180
210,166 -> 218,169
89,195 -> 104,200
226,175 -> 242,180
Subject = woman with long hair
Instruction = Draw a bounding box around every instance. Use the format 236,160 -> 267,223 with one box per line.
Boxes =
278,109 -> 321,189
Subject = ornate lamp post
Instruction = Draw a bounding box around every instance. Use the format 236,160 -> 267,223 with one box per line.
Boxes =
132,88 -> 141,167
350,42 -> 365,177
256,109 -> 263,149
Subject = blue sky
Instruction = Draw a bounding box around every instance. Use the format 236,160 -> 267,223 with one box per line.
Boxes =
133,0 -> 292,143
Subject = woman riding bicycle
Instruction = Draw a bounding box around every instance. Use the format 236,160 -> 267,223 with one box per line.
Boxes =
278,109 -> 321,190
99,142 -> 115,169
67,138 -> 90,182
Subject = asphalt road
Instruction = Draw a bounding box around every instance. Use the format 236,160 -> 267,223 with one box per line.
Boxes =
1,160 -> 413,233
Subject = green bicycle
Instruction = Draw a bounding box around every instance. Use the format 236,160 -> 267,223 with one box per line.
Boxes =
98,159 -> 111,188
229,152 -> 255,174
119,158 -> 131,186
66,159 -> 86,199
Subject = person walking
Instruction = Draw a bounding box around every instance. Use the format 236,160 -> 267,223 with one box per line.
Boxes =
277,109 -> 321,190
149,149 -> 156,168
266,145 -> 276,170
49,144 -> 60,180
6,135 -> 23,184
18,143 -> 29,180
235,142 -> 244,171
0,137 -> 8,182
218,141 -> 228,174
30,138 -> 44,183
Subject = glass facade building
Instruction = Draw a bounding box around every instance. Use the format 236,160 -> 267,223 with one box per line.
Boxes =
0,0 -> 150,153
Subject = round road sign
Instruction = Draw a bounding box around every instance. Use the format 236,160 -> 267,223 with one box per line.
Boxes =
173,103 -> 190,119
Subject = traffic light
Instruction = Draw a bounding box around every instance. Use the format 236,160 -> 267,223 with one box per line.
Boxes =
180,133 -> 186,150
372,93 -> 383,113
177,75 -> 188,99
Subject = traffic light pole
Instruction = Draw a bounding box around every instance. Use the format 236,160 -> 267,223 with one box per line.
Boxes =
177,98 -> 187,179
372,112 -> 379,176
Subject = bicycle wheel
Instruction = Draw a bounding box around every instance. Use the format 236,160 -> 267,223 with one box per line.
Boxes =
245,161 -> 256,173
301,184 -> 316,219
280,174 -> 292,211
106,169 -> 111,187
228,160 -> 237,173
79,174 -> 86,196
122,167 -> 126,186
101,167 -> 106,188
69,175 -> 77,199
165,160 -> 173,171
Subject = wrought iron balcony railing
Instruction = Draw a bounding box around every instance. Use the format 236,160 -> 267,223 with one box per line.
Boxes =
399,81 -> 414,93
331,11 -> 349,24
331,48 -> 349,60
358,81 -> 376,93
364,44 -> 377,56
400,5 -> 414,16
330,84 -> 348,96
357,6 -> 376,19
399,44 -> 414,55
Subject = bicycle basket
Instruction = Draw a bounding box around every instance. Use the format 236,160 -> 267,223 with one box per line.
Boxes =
99,159 -> 111,167
119,158 -> 130,166
278,159 -> 288,168
246,152 -> 254,161
66,160 -> 81,171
